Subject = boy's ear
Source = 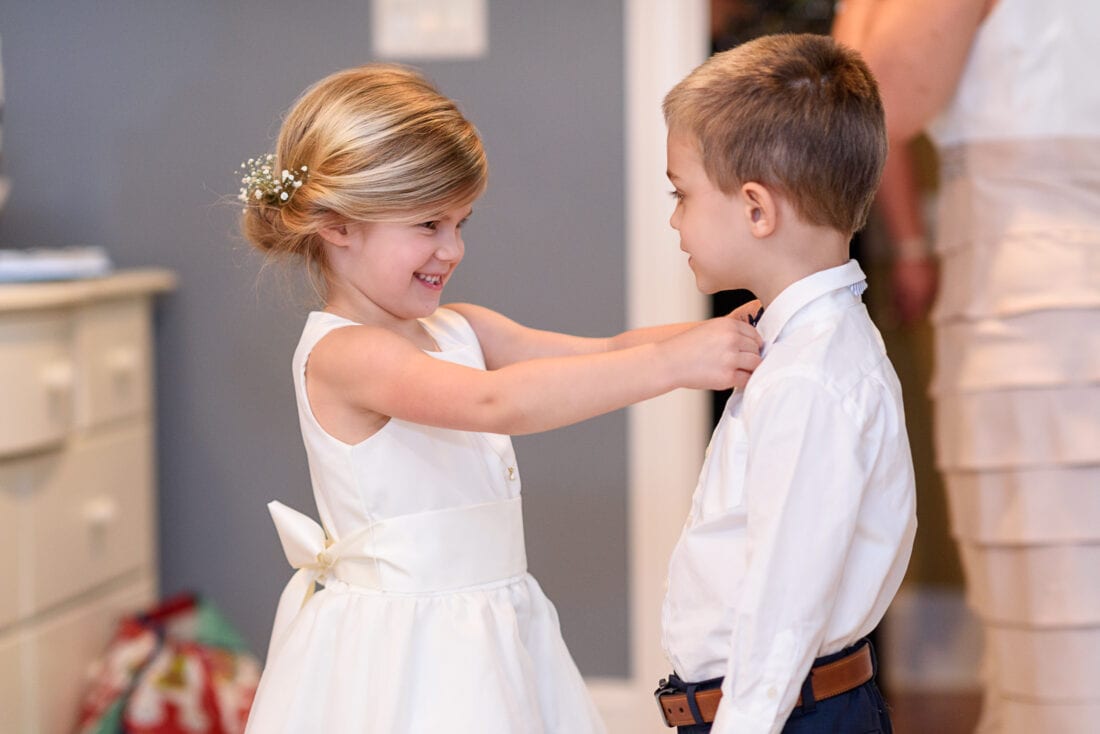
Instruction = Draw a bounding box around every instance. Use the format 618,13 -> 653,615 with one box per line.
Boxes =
740,182 -> 777,238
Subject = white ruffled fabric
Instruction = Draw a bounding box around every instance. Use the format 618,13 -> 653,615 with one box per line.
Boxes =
926,5 -> 1100,728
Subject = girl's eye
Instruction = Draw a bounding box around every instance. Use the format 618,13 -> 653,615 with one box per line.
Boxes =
458,217 -> 470,229
419,221 -> 439,231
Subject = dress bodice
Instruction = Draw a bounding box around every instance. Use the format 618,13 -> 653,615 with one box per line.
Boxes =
292,308 -> 520,540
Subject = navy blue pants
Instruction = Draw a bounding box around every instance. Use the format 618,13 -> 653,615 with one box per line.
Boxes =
673,639 -> 893,734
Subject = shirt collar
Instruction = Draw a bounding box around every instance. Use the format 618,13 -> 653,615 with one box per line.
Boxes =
755,259 -> 867,347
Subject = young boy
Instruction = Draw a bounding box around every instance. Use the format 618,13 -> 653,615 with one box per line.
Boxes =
655,34 -> 917,733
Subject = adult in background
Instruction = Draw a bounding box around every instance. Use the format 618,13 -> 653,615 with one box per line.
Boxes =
835,1 -> 1100,732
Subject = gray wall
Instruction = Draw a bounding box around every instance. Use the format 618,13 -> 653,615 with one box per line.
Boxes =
0,1 -> 628,676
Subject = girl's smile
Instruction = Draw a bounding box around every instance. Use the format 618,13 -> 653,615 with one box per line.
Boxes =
414,272 -> 446,289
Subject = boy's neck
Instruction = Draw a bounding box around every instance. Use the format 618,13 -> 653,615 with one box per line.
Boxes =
746,224 -> 851,309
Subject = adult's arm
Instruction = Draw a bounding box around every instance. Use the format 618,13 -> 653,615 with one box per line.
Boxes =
877,143 -> 938,324
833,0 -> 992,142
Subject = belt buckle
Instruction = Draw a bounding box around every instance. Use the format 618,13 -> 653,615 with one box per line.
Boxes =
653,678 -> 677,728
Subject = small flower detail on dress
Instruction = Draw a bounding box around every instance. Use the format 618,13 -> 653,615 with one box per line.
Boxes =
316,541 -> 336,571
314,538 -> 338,583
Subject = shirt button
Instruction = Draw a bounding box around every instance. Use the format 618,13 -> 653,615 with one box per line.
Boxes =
767,686 -> 778,699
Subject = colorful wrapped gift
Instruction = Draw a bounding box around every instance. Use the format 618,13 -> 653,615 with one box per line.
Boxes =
76,594 -> 260,734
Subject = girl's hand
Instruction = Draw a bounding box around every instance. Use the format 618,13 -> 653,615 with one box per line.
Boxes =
727,299 -> 763,325
662,317 -> 763,391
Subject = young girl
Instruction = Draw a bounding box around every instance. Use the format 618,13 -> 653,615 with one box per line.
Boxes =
238,64 -> 762,733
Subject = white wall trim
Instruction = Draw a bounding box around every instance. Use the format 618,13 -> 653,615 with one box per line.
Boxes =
585,3 -> 710,732
587,678 -> 657,733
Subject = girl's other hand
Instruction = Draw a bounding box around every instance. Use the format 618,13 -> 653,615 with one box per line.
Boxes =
663,317 -> 762,391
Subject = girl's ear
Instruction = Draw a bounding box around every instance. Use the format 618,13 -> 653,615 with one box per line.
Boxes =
740,182 -> 777,238
319,222 -> 353,248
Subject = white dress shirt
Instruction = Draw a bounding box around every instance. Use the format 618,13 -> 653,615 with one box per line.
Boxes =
661,260 -> 917,734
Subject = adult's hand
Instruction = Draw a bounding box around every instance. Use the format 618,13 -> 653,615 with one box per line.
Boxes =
892,256 -> 938,326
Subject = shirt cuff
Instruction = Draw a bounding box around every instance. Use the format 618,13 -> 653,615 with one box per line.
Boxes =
711,703 -> 784,734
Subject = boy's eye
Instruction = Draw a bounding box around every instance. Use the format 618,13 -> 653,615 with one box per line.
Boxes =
669,189 -> 684,201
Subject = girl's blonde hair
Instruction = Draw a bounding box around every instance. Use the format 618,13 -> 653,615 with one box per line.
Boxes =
241,64 -> 487,281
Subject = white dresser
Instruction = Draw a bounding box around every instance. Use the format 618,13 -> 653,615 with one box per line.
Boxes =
0,270 -> 175,734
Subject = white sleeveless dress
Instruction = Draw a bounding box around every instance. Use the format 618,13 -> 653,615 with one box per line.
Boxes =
926,1 -> 1100,731
244,308 -> 606,733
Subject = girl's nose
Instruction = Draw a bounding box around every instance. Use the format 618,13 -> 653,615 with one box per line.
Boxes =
436,232 -> 464,261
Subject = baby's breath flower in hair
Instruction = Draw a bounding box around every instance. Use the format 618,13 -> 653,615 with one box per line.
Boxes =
238,153 -> 309,207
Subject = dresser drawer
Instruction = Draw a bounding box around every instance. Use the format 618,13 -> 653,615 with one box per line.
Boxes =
75,297 -> 152,428
0,310 -> 75,458
0,468 -> 21,629
0,632 -> 28,733
28,579 -> 155,734
19,423 -> 153,615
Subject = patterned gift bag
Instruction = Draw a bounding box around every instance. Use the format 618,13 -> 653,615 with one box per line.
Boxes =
75,595 -> 260,734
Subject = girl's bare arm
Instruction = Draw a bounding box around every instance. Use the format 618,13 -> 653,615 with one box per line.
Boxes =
447,300 -> 762,368
308,316 -> 761,437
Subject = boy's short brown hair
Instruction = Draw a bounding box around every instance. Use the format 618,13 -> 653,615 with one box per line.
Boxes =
664,33 -> 886,234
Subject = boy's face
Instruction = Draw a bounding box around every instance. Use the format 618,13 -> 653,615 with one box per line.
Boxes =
666,130 -> 752,294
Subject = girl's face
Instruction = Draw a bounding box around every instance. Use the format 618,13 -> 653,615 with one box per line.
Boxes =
327,203 -> 472,324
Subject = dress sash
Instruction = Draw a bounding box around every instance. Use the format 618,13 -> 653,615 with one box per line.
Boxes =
265,497 -> 527,657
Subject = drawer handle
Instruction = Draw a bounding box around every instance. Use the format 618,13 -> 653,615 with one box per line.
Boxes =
106,348 -> 140,379
40,361 -> 75,395
84,497 -> 118,530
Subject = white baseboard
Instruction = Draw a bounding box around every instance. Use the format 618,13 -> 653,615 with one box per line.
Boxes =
881,585 -> 982,692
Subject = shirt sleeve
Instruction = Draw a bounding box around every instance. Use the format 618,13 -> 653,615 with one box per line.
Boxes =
712,374 -> 874,734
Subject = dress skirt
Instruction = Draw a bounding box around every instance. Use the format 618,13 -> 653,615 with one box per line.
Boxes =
244,498 -> 606,733
244,574 -> 604,733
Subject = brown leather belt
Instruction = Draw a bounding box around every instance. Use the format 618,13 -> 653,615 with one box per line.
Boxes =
654,643 -> 873,728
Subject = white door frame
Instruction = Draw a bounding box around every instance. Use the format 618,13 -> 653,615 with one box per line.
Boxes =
586,2 -> 709,731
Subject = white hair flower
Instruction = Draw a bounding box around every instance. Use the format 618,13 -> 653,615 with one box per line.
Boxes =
236,153 -> 309,208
